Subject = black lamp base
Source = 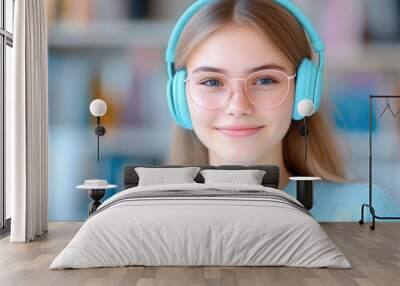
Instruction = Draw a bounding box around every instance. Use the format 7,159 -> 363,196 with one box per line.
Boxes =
88,189 -> 105,216
296,181 -> 313,210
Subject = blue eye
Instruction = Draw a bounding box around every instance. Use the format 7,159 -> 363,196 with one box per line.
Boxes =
202,79 -> 221,87
256,78 -> 276,85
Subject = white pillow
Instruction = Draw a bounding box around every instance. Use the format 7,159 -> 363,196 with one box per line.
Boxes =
200,169 -> 266,185
135,167 -> 201,186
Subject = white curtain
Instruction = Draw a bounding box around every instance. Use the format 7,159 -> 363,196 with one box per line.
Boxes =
6,0 -> 48,242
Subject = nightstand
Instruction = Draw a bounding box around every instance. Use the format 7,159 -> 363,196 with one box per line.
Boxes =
77,180 -> 118,216
289,176 -> 321,210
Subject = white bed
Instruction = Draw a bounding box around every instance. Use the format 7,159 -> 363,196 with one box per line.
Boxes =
49,182 -> 351,269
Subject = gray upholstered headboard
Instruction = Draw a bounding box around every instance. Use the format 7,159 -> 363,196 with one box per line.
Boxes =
123,165 -> 280,190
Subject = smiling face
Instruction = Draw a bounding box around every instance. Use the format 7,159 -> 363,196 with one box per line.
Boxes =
185,22 -> 296,164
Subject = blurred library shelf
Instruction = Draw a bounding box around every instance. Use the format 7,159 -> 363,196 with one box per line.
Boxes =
48,20 -> 176,50
101,126 -> 171,158
48,21 -> 400,73
336,130 -> 400,160
327,44 -> 400,72
49,126 -> 171,159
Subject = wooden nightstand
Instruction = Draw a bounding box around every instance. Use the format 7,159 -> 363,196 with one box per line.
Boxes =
77,180 -> 118,216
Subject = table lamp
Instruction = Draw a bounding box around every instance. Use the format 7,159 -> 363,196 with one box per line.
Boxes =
291,100 -> 319,210
89,99 -> 107,162
298,99 -> 314,162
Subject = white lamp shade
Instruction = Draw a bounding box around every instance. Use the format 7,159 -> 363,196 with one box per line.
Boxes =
297,99 -> 314,117
90,99 -> 107,117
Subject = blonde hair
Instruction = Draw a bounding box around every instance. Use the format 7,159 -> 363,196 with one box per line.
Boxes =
168,0 -> 358,183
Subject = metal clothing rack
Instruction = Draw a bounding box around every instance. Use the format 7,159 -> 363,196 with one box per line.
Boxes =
359,95 -> 400,230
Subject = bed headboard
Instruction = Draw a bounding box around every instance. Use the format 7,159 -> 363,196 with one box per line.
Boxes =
123,165 -> 280,190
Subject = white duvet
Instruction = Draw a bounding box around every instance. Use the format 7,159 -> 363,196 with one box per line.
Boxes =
49,183 -> 351,269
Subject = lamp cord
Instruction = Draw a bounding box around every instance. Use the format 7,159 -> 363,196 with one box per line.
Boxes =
97,117 -> 100,162
304,116 -> 308,163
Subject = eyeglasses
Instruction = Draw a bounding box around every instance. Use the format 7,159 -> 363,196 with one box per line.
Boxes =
184,69 -> 296,110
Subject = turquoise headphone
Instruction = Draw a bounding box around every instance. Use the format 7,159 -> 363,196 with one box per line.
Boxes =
166,0 -> 325,130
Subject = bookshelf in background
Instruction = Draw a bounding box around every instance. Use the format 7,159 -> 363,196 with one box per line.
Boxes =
46,0 -> 180,221
47,0 -> 174,163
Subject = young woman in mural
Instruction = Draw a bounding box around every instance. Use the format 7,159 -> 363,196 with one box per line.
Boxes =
165,0 -> 398,221
167,0 -> 345,188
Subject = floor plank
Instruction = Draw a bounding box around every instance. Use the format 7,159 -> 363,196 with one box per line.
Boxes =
0,222 -> 399,286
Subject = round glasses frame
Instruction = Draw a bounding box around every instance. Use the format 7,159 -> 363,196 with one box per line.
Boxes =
184,69 -> 297,111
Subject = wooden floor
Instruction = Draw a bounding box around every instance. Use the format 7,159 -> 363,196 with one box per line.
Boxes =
0,222 -> 399,286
